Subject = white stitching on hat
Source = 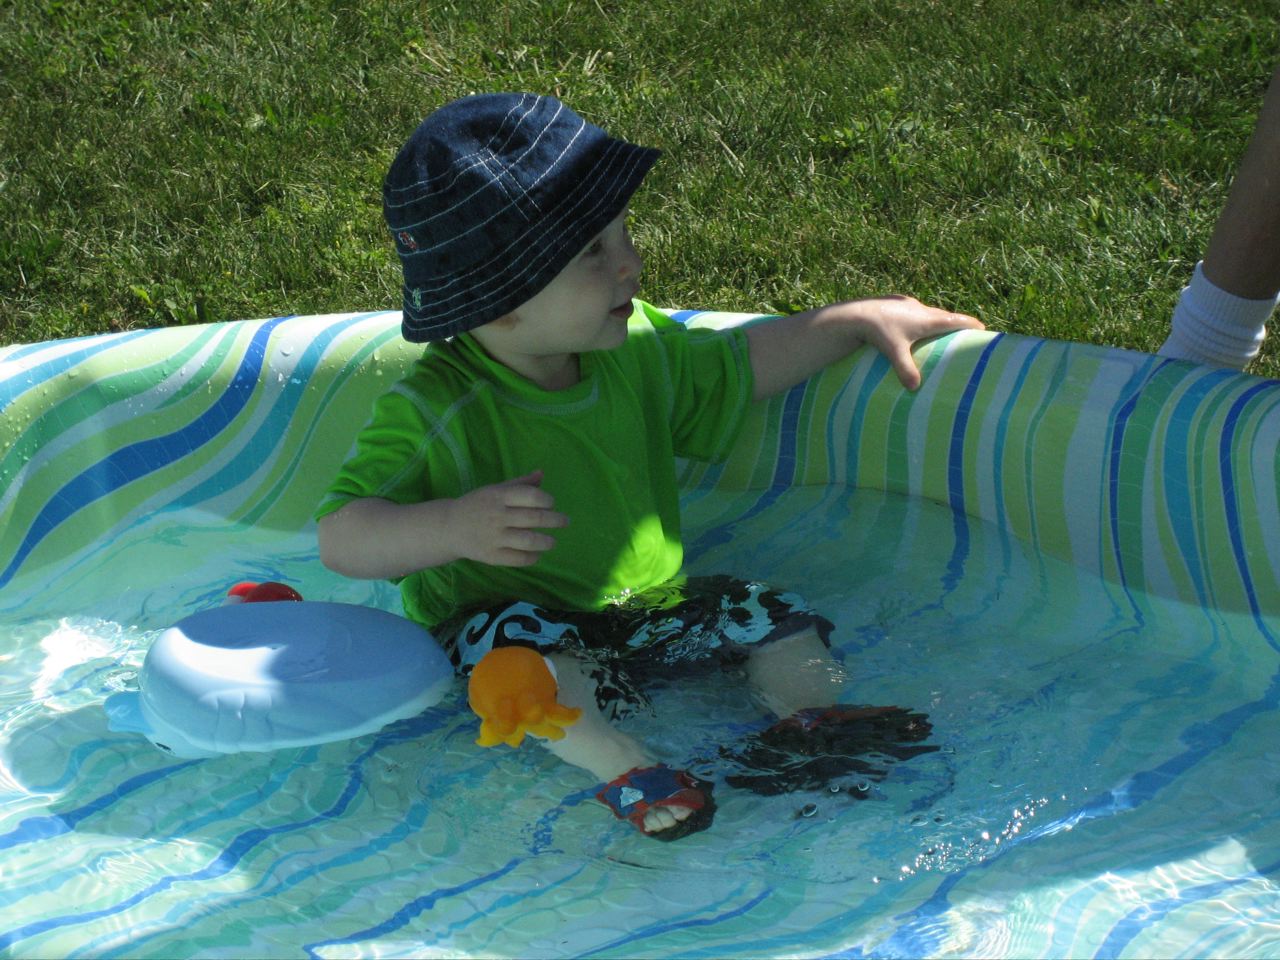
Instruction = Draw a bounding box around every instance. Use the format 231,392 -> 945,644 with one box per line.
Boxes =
477,149 -> 534,221
383,97 -> 563,217
404,143 -> 647,323
402,155 -> 646,337
384,95 -> 534,197
387,109 -> 582,239
404,140 -> 629,281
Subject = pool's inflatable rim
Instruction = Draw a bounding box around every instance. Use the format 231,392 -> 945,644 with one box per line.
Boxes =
2,307 -> 1278,626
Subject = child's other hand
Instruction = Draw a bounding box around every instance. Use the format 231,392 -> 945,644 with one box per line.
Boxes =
452,470 -> 569,567
841,295 -> 983,390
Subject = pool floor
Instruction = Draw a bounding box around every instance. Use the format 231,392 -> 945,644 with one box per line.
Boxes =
2,485 -> 1278,958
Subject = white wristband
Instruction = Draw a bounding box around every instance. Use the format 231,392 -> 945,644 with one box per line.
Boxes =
1158,261 -> 1277,369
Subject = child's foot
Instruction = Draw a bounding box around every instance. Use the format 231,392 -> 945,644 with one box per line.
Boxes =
763,704 -> 935,755
596,764 -> 717,840
721,704 -> 939,795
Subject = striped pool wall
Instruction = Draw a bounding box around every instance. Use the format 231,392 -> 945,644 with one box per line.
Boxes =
0,313 -> 414,596
1,309 -> 1277,619
675,311 -> 1279,622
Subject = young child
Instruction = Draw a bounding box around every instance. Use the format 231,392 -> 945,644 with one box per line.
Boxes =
316,93 -> 983,841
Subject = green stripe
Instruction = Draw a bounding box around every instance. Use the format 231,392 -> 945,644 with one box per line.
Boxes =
3,311 -> 1277,614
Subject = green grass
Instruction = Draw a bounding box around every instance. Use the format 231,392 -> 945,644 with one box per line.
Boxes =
3,0 -> 1278,376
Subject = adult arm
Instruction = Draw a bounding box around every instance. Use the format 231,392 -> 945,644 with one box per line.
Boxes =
1160,63 -> 1280,368
1202,63 -> 1280,300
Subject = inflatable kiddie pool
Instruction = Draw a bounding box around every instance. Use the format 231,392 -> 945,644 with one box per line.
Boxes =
1,307 -> 1277,958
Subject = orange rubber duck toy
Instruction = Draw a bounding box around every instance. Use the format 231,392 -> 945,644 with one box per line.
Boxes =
467,646 -> 582,747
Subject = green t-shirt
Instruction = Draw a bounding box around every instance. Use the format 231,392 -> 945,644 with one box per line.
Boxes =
316,301 -> 754,627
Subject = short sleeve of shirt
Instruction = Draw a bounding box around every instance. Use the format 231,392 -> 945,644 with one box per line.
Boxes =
313,383 -> 436,522
651,314 -> 754,463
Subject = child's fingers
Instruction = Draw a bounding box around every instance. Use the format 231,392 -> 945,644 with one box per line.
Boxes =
904,304 -> 982,334
937,310 -> 984,331
504,527 -> 559,554
492,524 -> 563,565
501,485 -> 568,527
888,346 -> 923,391
493,474 -> 557,507
506,505 -> 570,530
490,546 -> 549,567
475,528 -> 558,567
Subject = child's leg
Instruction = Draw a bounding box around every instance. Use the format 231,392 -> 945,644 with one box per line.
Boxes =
444,600 -> 710,838
611,577 -> 847,719
732,627 -> 937,795
745,628 -> 849,717
539,652 -> 653,779
542,653 -> 696,835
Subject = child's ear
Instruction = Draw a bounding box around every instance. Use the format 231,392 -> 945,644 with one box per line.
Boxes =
493,311 -> 521,329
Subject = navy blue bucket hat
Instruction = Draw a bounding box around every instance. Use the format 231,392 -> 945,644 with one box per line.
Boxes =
383,93 -> 661,343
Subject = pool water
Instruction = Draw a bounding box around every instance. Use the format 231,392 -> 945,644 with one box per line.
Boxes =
2,484 -> 1278,958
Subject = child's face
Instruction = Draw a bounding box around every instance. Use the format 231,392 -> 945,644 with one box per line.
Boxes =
470,210 -> 643,383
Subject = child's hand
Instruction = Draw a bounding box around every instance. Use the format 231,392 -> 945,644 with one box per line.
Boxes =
838,295 -> 984,390
451,470 -> 569,567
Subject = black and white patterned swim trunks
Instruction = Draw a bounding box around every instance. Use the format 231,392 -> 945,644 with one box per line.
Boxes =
433,575 -> 834,720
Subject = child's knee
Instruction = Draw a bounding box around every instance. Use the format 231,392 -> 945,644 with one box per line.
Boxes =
749,626 -> 836,666
542,652 -> 599,703
466,646 -> 582,747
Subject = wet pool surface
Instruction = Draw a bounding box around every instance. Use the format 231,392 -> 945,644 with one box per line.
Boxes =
2,484 -> 1278,958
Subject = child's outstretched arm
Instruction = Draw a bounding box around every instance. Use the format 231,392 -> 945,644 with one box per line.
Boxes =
318,470 -> 569,579
745,295 -> 983,400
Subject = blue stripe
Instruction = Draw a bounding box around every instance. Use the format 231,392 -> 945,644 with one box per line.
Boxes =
1093,849 -> 1280,959
0,317 -> 289,589
435,862 -> 589,946
0,743 -> 308,918
1014,341 -> 1071,561
685,378 -> 807,562
97,726 -> 469,959
586,885 -> 772,956
299,783 -> 597,957
833,353 -> 894,497
0,710 -> 445,953
940,335 -> 1001,591
991,337 -> 1047,539
1218,381 -> 1280,648
884,667 -> 1280,946
1102,357 -> 1160,623
2,738 -> 111,798
977,337 -> 1050,600
0,759 -> 199,853
157,316 -> 358,513
1158,365 -> 1234,608
303,859 -> 524,957
236,313 -> 404,524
